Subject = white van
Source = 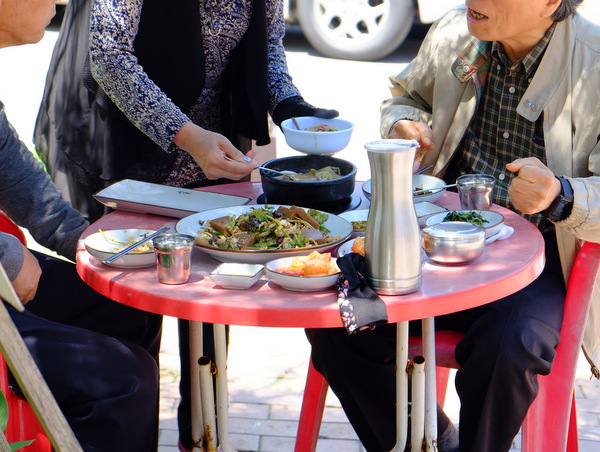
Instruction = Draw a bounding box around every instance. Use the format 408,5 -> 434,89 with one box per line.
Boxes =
285,0 -> 463,60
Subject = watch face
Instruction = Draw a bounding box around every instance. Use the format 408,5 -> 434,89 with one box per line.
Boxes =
545,177 -> 573,221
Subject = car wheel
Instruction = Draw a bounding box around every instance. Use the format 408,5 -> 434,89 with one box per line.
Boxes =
296,0 -> 414,61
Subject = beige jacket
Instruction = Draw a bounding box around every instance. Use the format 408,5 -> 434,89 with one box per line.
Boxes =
381,7 -> 600,376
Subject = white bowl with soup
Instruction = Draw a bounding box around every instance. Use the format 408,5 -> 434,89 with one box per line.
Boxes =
281,116 -> 354,155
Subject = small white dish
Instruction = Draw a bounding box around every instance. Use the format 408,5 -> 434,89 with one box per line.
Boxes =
209,263 -> 264,289
84,229 -> 157,268
415,202 -> 448,227
425,210 -> 504,238
281,116 -> 354,155
265,256 -> 340,292
337,238 -> 358,257
338,209 -> 369,237
362,174 -> 447,204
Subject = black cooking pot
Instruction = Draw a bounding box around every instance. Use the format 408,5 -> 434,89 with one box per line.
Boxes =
259,155 -> 357,211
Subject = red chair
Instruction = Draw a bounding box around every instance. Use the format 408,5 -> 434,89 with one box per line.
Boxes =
295,241 -> 600,452
0,211 -> 26,246
0,211 -> 52,452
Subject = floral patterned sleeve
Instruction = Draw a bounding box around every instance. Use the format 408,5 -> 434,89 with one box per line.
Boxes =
266,0 -> 302,113
89,0 -> 190,151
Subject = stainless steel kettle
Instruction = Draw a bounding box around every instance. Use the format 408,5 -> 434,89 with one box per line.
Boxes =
364,139 -> 422,295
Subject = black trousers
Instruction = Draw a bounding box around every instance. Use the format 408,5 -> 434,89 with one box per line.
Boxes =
8,251 -> 163,452
305,233 -> 566,452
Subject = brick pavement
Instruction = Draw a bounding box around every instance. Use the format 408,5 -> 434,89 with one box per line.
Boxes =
157,316 -> 600,452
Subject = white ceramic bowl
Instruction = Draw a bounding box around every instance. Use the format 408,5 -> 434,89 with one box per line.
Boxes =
362,174 -> 447,204
425,210 -> 505,238
337,238 -> 359,257
338,209 -> 369,237
84,229 -> 157,268
209,263 -> 264,289
415,202 -> 449,227
265,256 -> 340,292
280,116 -> 354,155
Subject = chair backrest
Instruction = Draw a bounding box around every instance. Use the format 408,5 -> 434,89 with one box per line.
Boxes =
521,241 -> 600,452
0,211 -> 26,246
0,211 -> 51,452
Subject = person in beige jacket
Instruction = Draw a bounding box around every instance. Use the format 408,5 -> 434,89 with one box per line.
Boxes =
305,0 -> 600,451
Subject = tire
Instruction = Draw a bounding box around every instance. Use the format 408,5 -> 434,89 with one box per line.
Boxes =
296,0 -> 415,61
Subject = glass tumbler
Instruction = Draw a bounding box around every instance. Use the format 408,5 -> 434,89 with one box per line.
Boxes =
457,174 -> 496,211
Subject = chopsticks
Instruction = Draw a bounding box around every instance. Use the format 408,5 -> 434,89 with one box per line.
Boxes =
102,226 -> 169,264
414,164 -> 433,175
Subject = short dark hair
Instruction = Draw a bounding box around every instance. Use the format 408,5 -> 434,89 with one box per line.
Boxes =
552,0 -> 583,21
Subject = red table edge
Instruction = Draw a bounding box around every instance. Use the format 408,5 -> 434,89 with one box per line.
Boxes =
76,182 -> 546,328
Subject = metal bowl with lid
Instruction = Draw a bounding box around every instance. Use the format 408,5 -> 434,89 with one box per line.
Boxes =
422,221 -> 486,265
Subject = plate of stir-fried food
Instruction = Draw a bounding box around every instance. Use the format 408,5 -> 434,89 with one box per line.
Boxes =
176,205 -> 353,263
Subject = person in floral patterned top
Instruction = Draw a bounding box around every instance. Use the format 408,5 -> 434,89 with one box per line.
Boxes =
35,1 -> 337,450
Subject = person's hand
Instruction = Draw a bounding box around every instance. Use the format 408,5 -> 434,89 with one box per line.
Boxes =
173,122 -> 257,181
506,157 -> 561,215
272,96 -> 339,127
12,247 -> 42,304
388,120 -> 434,163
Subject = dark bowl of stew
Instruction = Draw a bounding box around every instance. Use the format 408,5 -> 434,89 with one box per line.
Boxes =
259,155 -> 357,211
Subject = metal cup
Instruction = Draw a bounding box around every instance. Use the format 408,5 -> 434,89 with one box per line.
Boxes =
457,174 -> 496,211
152,234 -> 195,285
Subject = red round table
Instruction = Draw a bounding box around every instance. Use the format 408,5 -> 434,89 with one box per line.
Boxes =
76,181 -> 545,452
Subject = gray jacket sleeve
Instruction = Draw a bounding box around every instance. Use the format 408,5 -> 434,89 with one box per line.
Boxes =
0,101 -> 88,266
0,233 -> 25,280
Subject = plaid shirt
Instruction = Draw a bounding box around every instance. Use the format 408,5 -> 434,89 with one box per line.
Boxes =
446,24 -> 556,233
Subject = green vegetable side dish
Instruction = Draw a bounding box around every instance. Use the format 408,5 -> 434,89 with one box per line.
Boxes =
442,211 -> 489,227
196,205 -> 340,251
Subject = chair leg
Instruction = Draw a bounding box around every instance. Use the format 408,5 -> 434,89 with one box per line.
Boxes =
436,367 -> 451,408
566,392 -> 579,452
295,358 -> 328,452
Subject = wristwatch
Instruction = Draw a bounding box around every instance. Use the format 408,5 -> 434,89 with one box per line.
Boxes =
545,176 -> 573,221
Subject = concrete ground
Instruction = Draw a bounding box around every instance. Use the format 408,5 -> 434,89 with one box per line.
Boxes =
155,315 -> 600,452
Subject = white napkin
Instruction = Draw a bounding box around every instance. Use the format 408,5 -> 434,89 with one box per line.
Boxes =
486,225 -> 514,244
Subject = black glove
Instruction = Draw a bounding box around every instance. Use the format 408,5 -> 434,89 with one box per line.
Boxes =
336,253 -> 388,334
272,95 -> 339,128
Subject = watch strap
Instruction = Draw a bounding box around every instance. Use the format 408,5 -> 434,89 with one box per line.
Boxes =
545,176 -> 573,221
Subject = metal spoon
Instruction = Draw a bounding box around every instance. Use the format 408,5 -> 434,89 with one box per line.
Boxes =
257,166 -> 298,180
414,183 -> 457,195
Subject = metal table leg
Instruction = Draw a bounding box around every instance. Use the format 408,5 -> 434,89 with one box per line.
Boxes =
189,321 -> 237,452
214,323 -> 237,452
391,321 -> 409,451
390,319 -> 438,452
189,321 -> 205,452
422,317 -> 438,451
